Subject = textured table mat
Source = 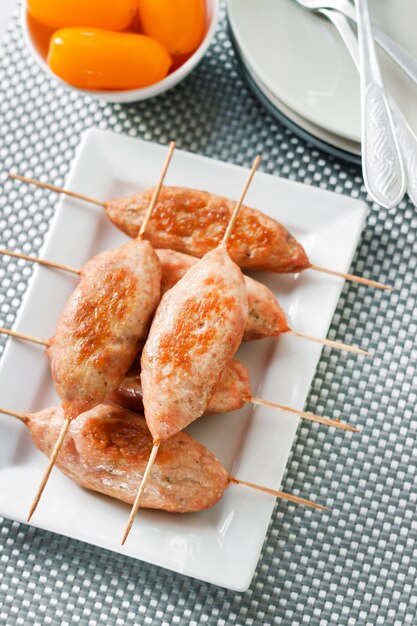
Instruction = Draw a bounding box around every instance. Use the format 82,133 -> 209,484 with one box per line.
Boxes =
0,5 -> 416,626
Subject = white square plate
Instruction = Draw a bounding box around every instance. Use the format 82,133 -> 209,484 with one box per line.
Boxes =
0,129 -> 366,590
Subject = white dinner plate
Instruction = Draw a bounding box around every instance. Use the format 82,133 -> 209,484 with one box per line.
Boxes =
232,31 -> 362,161
227,0 -> 417,143
0,129 -> 366,590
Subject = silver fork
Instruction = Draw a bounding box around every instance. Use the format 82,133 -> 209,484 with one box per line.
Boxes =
295,0 -> 417,86
320,8 -> 417,206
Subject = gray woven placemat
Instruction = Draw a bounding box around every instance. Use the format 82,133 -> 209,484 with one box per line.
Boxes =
0,5 -> 416,626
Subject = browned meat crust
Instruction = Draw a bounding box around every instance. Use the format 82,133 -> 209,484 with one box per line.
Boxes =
156,248 -> 289,340
111,359 -> 250,415
48,240 -> 161,420
28,405 -> 229,513
106,187 -> 310,273
141,247 -> 248,442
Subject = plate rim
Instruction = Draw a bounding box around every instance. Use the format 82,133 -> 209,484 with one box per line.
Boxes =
226,0 -> 361,142
227,22 -> 362,165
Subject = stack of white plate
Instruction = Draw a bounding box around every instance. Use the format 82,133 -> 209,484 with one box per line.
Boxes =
227,0 -> 417,164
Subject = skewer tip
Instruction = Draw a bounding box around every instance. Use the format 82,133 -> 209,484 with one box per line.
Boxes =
221,155 -> 261,247
249,396 -> 358,433
288,328 -> 370,357
229,476 -> 326,510
310,264 -> 393,291
27,419 -> 71,522
0,326 -> 50,347
27,505 -> 36,523
0,407 -> 28,423
121,528 -> 129,546
121,441 -> 160,545
8,172 -> 106,208
138,142 -> 176,239
328,419 -> 361,433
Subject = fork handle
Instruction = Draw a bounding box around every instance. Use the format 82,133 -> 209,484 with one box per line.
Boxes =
390,100 -> 417,206
321,9 -> 417,208
362,84 -> 405,207
355,0 -> 405,208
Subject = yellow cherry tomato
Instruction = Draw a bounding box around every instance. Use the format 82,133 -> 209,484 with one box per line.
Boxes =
137,0 -> 205,56
27,0 -> 137,31
47,28 -> 172,91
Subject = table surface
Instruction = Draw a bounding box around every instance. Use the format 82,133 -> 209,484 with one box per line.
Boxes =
0,3 -> 416,626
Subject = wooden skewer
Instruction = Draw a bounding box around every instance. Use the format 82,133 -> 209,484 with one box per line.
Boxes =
8,173 -> 106,208
121,441 -> 160,545
248,396 -> 359,432
228,477 -> 327,510
2,141 -> 175,276
222,156 -> 261,246
0,407 -> 325,512
0,248 -> 80,275
26,143 -> 176,523
0,406 -> 28,423
0,248 -> 368,356
3,141 -> 175,275
310,264 -> 392,291
0,327 -> 50,347
0,309 -> 359,431
27,419 -> 71,522
288,329 -> 369,356
138,142 -> 175,238
9,172 -> 392,291
9,143 -> 175,224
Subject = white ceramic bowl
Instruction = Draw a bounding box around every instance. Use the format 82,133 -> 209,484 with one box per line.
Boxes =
21,0 -> 220,103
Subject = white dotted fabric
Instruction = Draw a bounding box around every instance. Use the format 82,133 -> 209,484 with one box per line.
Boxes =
1,6 -> 417,626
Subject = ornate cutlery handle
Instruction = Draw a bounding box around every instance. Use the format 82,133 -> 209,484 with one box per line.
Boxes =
322,8 -> 417,208
362,84 -> 404,207
390,102 -> 417,207
355,0 -> 405,208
